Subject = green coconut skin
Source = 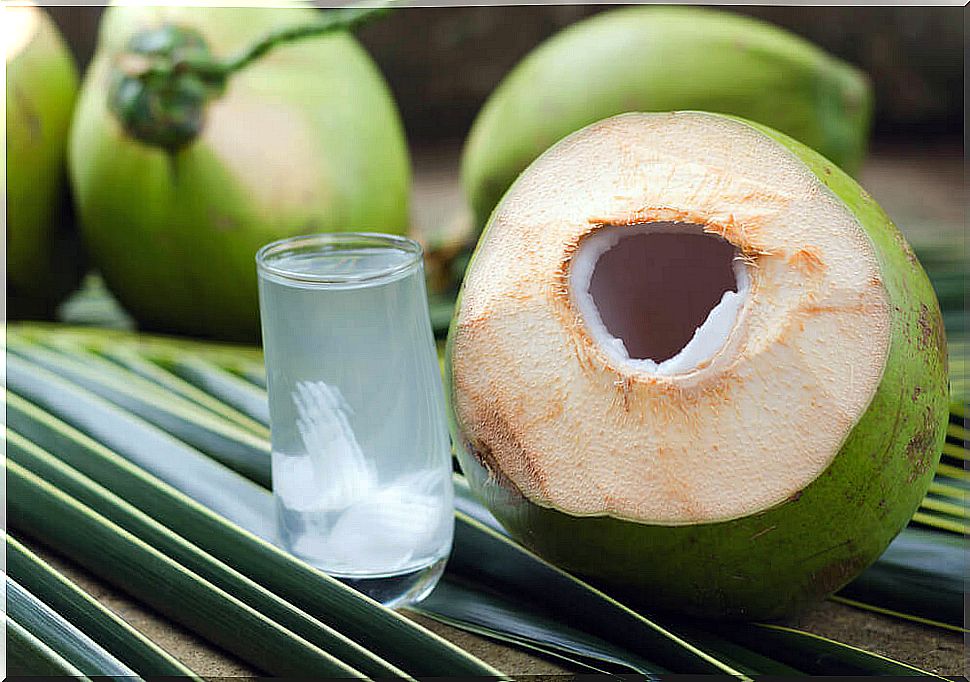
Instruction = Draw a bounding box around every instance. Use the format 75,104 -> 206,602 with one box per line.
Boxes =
462,6 -> 872,229
7,8 -> 83,319
69,4 -> 410,341
446,115 -> 948,620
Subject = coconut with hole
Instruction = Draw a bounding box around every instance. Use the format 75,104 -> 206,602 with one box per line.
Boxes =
446,112 -> 948,620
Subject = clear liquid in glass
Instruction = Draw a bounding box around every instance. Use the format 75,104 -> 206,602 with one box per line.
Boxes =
257,240 -> 454,607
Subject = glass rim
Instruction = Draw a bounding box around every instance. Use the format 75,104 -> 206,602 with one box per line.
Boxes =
255,232 -> 423,286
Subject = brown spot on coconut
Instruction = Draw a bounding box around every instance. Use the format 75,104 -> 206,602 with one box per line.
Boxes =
813,552 -> 869,596
788,247 -> 826,275
447,112 -> 948,619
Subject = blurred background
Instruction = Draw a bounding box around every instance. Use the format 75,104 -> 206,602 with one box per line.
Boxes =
48,4 -> 965,142
13,3 -> 965,338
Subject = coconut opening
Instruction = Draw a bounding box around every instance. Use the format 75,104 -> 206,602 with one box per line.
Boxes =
452,113 -> 895,524
571,222 -> 749,375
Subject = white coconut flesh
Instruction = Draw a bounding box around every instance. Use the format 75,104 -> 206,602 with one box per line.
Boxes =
3,6 -> 39,64
451,112 -> 892,525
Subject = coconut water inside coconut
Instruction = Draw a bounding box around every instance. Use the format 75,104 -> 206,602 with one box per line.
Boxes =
258,239 -> 453,607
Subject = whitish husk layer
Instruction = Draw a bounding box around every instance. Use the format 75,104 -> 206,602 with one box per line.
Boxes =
447,112 -> 948,618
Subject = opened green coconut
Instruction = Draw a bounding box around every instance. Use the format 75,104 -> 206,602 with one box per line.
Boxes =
6,5 -> 83,318
462,7 -> 872,228
69,3 -> 409,340
447,112 -> 947,620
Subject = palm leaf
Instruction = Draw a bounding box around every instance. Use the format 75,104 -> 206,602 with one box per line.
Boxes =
238,365 -> 269,388
449,511 -> 750,676
714,622 -> 946,678
417,576 -> 667,675
936,463 -> 969,481
11,320 -> 263,367
660,621 -> 809,676
5,356 -> 277,538
947,421 -> 968,443
6,535 -> 200,677
6,430 -> 412,680
6,616 -> 88,679
835,527 -> 966,630
167,356 -> 271,425
5,323 -> 964,676
910,512 -> 969,534
3,391 -> 506,679
7,458 -> 370,678
926,480 -> 967,501
7,340 -> 271,485
828,596 -> 965,634
446,489 -> 944,677
4,374 -> 742,676
33,325 -> 933,671
98,345 -> 268,435
6,575 -> 138,679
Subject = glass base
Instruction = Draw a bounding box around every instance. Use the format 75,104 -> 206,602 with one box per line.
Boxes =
331,556 -> 448,609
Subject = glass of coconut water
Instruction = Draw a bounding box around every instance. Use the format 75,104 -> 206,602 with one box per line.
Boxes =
256,233 -> 454,607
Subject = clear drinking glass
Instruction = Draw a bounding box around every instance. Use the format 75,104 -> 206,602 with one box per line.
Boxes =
256,233 -> 454,607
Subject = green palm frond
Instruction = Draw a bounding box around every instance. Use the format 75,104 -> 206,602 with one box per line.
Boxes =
3,387 -> 506,678
5,321 -> 964,677
6,575 -> 138,679
6,535 -> 200,677
6,616 -> 87,679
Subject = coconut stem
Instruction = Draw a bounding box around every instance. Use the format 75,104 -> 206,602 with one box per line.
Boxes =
219,4 -> 391,76
108,2 -> 393,152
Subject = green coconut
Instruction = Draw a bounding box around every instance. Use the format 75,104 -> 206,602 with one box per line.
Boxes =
462,6 -> 873,229
69,3 -> 410,340
6,5 -> 83,319
447,112 -> 947,620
